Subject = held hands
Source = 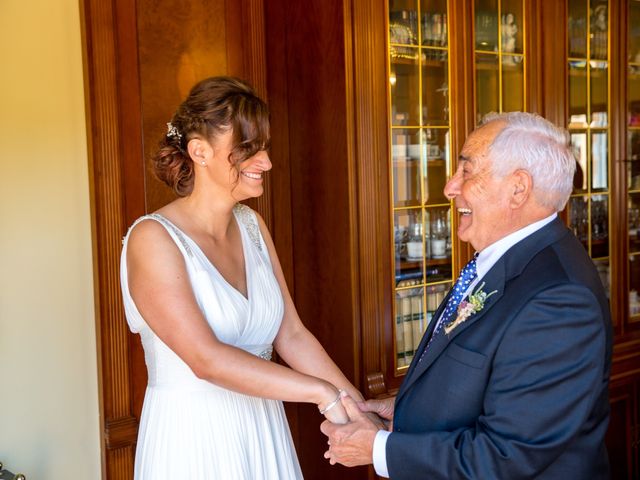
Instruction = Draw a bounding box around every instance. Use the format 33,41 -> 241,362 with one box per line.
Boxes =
320,391 -> 381,467
359,396 -> 395,431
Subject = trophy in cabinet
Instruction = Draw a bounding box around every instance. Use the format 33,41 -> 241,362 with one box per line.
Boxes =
501,13 -> 519,64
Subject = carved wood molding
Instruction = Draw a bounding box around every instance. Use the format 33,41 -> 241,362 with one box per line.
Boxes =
105,416 -> 139,450
365,371 -> 388,398
81,0 -> 142,477
609,0 -> 627,331
349,0 -> 392,395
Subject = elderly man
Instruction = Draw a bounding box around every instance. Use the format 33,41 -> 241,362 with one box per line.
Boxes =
321,112 -> 612,479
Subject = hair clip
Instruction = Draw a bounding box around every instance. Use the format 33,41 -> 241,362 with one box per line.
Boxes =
166,122 -> 182,141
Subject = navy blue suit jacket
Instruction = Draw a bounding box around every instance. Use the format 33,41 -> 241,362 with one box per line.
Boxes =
388,218 -> 612,479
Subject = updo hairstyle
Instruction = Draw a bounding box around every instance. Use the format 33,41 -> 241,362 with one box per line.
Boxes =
153,76 -> 270,197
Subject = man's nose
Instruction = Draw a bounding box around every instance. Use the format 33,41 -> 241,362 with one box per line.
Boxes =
444,173 -> 460,199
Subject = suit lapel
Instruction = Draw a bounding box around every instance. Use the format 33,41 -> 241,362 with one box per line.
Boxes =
395,217 -> 570,405
397,262 -> 506,402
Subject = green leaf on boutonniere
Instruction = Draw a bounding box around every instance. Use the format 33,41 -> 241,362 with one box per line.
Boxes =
444,282 -> 497,335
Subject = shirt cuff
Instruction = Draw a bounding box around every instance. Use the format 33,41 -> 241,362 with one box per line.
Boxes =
373,429 -> 391,478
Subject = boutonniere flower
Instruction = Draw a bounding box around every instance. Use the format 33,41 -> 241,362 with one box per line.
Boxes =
444,282 -> 497,335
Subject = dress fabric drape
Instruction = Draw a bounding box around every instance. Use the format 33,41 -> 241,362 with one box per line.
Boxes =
120,204 -> 303,480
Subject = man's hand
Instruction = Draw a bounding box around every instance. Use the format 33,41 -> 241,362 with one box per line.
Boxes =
358,396 -> 395,431
320,392 -> 380,467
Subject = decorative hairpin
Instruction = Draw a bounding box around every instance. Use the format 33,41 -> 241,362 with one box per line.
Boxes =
166,122 -> 182,141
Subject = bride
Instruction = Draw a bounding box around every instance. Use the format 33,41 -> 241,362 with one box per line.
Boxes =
120,76 -> 362,479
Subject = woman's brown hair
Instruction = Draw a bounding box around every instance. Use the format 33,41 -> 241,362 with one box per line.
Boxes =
153,76 -> 270,196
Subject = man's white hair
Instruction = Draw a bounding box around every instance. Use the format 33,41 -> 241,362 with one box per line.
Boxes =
482,112 -> 576,212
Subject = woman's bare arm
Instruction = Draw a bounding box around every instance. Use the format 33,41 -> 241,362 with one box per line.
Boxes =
126,219 -> 345,421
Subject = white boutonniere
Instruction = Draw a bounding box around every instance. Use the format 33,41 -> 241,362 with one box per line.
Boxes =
444,282 -> 497,335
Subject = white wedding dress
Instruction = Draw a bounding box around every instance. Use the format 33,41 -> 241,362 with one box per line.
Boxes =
120,204 -> 303,479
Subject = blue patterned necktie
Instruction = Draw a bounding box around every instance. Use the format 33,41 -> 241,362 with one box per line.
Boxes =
419,255 -> 478,362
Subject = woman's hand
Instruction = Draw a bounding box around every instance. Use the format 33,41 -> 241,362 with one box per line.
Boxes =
318,387 -> 349,424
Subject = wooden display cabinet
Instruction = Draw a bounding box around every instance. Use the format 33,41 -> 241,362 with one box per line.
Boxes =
82,0 -> 640,477
265,0 -> 640,478
387,0 -> 534,382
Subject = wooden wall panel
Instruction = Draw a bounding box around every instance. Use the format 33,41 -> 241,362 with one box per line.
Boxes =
283,1 -> 361,476
264,0 -> 372,477
137,0 -> 230,213
82,0 -> 273,478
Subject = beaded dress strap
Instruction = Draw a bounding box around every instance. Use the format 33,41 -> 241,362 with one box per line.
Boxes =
234,203 -> 262,251
147,214 -> 194,257
123,214 -> 194,258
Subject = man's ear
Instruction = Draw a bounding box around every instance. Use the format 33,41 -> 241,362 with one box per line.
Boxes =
510,169 -> 532,208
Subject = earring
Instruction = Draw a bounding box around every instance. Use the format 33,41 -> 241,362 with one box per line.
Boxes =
201,161 -> 206,166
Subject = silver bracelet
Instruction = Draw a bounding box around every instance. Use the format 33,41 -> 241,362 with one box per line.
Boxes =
319,390 -> 343,415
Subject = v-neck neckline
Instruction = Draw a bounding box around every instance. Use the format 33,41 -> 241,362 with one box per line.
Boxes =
152,212 -> 250,302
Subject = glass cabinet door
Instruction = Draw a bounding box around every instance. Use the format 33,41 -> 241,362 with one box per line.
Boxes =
627,0 -> 640,319
389,0 -> 452,372
566,0 -> 611,296
388,0 -> 531,374
474,0 -> 526,123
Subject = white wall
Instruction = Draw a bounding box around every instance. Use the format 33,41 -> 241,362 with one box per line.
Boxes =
0,0 -> 101,478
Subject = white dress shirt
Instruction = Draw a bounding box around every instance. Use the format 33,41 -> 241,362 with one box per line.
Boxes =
372,213 -> 557,477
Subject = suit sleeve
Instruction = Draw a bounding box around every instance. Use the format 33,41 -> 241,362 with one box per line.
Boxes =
386,283 -> 607,479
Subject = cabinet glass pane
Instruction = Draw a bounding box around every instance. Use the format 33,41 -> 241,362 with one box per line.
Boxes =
629,132 -> 640,189
567,1 -> 609,296
474,0 -> 526,123
590,1 -> 608,60
502,56 -> 524,112
395,209 -> 424,287
569,61 -> 588,127
630,0 -> 640,64
630,191 -> 640,315
420,0 -> 447,47
391,54 -> 421,126
591,194 -> 609,258
395,287 -> 424,368
425,206 -> 452,282
392,129 -> 422,207
630,254 -> 640,317
590,61 -> 608,127
594,258 -> 610,298
425,128 -> 449,205
476,53 -> 499,121
389,0 -> 453,375
571,132 -> 588,192
629,2 -> 640,320
475,0 -> 499,51
390,1 -> 419,46
500,0 -> 523,55
591,132 -> 608,191
629,194 -> 640,254
568,196 -> 589,250
568,0 -> 588,58
422,51 -> 449,125
629,65 -> 640,127
425,283 -> 447,326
